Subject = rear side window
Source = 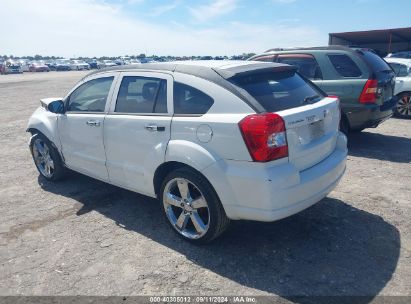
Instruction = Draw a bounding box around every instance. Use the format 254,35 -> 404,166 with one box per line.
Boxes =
115,76 -> 167,114
277,54 -> 323,80
230,70 -> 325,112
173,82 -> 214,115
358,50 -> 391,72
328,54 -> 362,77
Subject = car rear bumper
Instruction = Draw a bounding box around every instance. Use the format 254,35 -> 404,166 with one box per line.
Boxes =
202,132 -> 347,222
344,97 -> 397,130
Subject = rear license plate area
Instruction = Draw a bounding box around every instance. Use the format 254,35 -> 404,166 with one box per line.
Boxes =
296,119 -> 325,145
309,120 -> 325,141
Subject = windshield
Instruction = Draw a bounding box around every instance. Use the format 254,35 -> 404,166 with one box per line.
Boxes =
229,70 -> 325,112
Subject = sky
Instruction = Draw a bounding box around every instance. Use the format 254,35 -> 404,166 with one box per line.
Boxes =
0,0 -> 406,57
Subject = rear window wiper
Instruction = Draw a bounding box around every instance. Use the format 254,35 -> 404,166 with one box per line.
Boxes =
303,95 -> 320,103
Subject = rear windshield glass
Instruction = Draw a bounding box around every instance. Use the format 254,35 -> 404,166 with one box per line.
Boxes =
230,71 -> 325,112
358,50 -> 391,72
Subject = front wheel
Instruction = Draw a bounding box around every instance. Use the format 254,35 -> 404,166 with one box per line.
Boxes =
30,133 -> 66,181
160,167 -> 230,243
395,92 -> 411,118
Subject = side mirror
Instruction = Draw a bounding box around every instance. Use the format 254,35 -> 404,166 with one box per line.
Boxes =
48,100 -> 65,114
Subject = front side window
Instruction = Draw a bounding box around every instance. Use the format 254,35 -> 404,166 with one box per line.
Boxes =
67,77 -> 114,112
173,82 -> 214,115
328,54 -> 362,77
115,76 -> 167,114
277,54 -> 323,80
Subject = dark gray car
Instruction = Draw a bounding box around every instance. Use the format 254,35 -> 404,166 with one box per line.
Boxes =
249,46 -> 397,133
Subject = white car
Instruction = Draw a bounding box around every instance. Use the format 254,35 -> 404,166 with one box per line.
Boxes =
70,60 -> 90,70
100,60 -> 117,68
385,57 -> 411,118
127,59 -> 141,65
27,61 -> 347,243
18,59 -> 30,72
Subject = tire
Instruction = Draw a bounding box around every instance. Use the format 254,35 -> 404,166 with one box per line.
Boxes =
339,114 -> 350,135
30,133 -> 66,181
160,167 -> 230,244
394,92 -> 411,119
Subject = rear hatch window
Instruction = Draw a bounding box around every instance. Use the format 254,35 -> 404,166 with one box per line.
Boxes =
229,70 -> 325,112
358,50 -> 391,72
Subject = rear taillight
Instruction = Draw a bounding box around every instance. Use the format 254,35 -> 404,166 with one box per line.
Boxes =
359,79 -> 378,103
239,113 -> 288,162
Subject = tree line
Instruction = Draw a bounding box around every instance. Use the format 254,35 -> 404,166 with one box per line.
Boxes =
1,53 -> 257,61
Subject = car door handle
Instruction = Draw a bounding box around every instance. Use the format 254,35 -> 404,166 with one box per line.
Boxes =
144,124 -> 165,132
86,120 -> 100,127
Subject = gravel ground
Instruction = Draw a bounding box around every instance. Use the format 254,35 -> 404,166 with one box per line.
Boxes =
0,72 -> 410,301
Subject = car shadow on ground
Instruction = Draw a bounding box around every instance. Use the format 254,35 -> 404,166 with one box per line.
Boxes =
38,173 -> 400,303
347,129 -> 411,163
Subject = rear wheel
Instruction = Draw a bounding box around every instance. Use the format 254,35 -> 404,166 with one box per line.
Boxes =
30,133 -> 66,181
395,92 -> 411,118
160,167 -> 229,243
339,114 -> 350,135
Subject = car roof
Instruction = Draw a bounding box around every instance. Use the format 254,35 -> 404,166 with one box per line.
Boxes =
384,57 -> 411,66
389,51 -> 411,55
85,60 -> 292,80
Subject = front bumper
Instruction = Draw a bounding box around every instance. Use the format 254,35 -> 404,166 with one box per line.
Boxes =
202,132 -> 347,222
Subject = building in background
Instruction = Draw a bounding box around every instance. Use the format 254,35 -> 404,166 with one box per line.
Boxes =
329,27 -> 411,56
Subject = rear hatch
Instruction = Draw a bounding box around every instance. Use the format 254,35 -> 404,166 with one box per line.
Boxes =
225,65 -> 340,171
356,49 -> 396,105
278,97 -> 340,171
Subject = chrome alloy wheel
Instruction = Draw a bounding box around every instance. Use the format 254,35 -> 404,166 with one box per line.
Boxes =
163,178 -> 210,239
397,95 -> 411,117
32,138 -> 54,178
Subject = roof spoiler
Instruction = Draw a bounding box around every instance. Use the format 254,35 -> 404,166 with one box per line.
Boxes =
213,63 -> 297,80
